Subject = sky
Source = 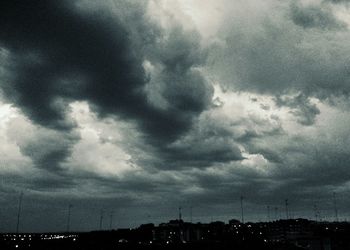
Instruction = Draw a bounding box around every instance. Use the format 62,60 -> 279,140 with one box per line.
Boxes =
1,0 -> 350,232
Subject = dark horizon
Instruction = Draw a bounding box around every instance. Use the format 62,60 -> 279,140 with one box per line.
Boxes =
4,217 -> 348,234
2,217 -> 350,250
7,192 -> 346,233
2,217 -> 349,235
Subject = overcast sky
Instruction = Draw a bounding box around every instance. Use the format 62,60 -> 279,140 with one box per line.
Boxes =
1,0 -> 350,232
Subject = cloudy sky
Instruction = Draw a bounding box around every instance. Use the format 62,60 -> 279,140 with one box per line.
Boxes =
1,0 -> 350,232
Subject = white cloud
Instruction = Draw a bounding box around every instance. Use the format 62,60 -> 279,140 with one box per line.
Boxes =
0,103 -> 33,175
65,101 -> 141,177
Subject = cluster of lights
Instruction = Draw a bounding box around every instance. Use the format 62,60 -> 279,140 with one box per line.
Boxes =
3,234 -> 32,241
40,234 -> 77,240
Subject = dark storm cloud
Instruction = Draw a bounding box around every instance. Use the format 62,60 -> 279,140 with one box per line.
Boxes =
160,115 -> 244,168
19,129 -> 78,172
3,0 -> 350,232
0,0 -> 214,171
142,25 -> 214,143
160,142 -> 243,168
290,2 -> 346,30
0,0 -> 147,130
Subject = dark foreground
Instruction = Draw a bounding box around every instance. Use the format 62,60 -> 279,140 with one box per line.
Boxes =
2,218 -> 349,250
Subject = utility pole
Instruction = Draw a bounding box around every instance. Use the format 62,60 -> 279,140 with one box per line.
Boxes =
16,192 -> 23,234
178,206 -> 182,221
267,205 -> 270,222
240,196 -> 244,224
66,204 -> 73,232
333,192 -> 339,222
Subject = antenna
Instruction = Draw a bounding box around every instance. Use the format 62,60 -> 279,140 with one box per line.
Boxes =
333,192 -> 339,222
190,206 -> 193,223
240,196 -> 244,224
109,211 -> 114,230
99,209 -> 104,230
313,204 -> 318,222
274,207 -> 278,221
66,204 -> 73,232
178,206 -> 182,221
285,199 -> 289,220
16,192 -> 23,234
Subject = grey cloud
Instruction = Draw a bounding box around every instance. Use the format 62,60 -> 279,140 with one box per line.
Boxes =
20,131 -> 78,172
290,2 -> 346,30
208,1 -> 350,103
326,0 -> 350,4
246,147 -> 283,163
163,138 -> 243,168
150,110 -> 247,169
151,26 -> 205,73
5,115 -> 79,177
260,103 -> 270,110
245,123 -> 350,193
279,142 -> 350,187
143,25 -> 214,138
147,99 -> 284,169
275,93 -> 320,125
